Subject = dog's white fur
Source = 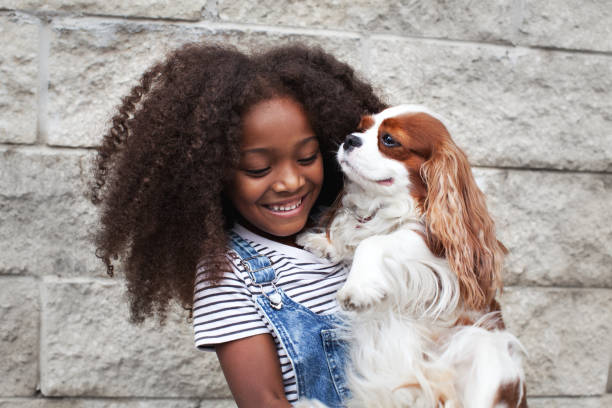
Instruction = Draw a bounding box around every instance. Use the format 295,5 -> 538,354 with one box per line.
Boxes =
296,105 -> 526,408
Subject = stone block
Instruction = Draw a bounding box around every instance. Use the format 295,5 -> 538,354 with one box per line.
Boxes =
608,331 -> 612,392
0,278 -> 39,396
199,401 -> 237,408
529,395 -> 612,408
0,13 -> 39,144
41,279 -> 230,398
519,0 -> 612,52
609,360 -> 612,392
501,287 -> 612,396
0,399 -> 200,407
367,38 -> 612,172
0,147 -> 100,277
0,0 -> 205,20
47,18 -> 364,147
218,0 -> 515,43
474,169 -> 612,288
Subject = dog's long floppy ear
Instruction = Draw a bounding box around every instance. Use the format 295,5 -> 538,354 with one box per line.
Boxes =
421,139 -> 505,311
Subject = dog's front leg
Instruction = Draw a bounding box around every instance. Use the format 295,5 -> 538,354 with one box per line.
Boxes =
336,234 -> 395,310
337,229 -> 450,312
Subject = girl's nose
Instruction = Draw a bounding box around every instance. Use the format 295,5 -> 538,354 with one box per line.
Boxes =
272,164 -> 306,192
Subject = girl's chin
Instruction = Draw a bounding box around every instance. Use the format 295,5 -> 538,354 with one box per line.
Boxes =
265,218 -> 308,237
245,219 -> 308,246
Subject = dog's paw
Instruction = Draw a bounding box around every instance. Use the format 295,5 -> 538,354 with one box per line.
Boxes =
337,283 -> 387,311
296,230 -> 338,260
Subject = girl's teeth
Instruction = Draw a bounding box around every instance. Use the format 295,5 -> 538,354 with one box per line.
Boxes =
269,199 -> 302,212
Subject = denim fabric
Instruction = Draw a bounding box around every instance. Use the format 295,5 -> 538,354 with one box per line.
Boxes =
230,233 -> 350,407
230,233 -> 277,284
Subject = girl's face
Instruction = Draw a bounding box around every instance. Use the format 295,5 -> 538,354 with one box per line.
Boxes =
228,97 -> 324,240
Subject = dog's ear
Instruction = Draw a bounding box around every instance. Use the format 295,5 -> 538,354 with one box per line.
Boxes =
422,140 -> 505,311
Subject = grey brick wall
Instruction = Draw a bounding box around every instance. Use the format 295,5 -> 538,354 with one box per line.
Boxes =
0,1 -> 610,407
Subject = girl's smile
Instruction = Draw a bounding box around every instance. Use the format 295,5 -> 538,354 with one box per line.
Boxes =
262,194 -> 306,214
228,97 -> 324,240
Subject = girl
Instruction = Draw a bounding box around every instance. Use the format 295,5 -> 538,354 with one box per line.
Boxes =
90,43 -> 385,407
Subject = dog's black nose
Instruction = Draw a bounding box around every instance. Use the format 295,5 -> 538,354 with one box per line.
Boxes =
343,133 -> 363,152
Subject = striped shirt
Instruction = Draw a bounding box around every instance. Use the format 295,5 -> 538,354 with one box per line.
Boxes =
193,224 -> 348,403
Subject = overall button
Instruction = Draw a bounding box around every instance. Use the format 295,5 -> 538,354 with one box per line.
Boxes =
269,291 -> 283,309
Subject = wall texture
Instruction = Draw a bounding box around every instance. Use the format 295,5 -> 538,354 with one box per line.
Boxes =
1,1 -> 611,407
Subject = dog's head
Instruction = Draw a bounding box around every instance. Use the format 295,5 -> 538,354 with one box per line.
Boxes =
338,105 -> 505,311
337,105 -> 447,202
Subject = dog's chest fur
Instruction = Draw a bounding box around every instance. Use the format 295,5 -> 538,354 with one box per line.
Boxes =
316,182 -> 424,264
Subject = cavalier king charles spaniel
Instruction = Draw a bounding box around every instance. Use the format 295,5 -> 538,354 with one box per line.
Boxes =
297,105 -> 527,408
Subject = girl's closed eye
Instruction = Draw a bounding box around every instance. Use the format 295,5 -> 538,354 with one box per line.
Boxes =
243,166 -> 271,177
298,152 -> 319,165
239,155 -> 271,177
241,150 -> 319,176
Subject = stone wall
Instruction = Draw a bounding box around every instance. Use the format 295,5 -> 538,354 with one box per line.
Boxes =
1,1 -> 610,407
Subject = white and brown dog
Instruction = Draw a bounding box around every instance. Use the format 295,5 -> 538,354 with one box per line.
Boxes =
297,105 -> 527,408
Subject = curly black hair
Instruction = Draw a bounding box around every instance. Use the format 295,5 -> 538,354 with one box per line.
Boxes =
90,42 -> 386,323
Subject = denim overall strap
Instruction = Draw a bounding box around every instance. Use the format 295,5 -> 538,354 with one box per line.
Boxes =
228,233 -> 350,407
230,233 -> 276,284
230,233 -> 283,309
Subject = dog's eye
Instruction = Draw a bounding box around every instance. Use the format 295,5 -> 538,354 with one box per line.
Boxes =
381,133 -> 401,147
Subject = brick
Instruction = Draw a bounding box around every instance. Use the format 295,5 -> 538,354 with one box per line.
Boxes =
218,0 -> 515,43
0,278 -> 39,396
519,0 -> 612,52
367,38 -> 612,172
501,287 -> 612,396
0,0 -> 206,20
41,279 -> 230,398
0,13 -> 39,144
0,148 -> 100,277
474,169 -> 612,288
47,19 -> 364,147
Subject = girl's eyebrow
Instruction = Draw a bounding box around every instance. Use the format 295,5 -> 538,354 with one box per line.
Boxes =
241,135 -> 318,155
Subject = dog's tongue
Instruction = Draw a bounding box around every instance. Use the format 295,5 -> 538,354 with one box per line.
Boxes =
376,178 -> 394,186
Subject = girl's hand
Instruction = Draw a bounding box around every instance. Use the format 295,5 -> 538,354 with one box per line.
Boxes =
215,334 -> 292,408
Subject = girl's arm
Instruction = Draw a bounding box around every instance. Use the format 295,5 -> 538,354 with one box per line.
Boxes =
216,333 -> 292,408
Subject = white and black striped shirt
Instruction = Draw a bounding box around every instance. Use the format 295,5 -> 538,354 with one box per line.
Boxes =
193,224 -> 348,403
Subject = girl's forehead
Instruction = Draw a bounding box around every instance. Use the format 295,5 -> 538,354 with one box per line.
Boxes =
240,97 -> 317,151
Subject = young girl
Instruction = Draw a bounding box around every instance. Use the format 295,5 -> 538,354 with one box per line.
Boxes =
90,43 -> 386,407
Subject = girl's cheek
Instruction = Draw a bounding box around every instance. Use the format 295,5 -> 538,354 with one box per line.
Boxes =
231,173 -> 266,201
312,157 -> 325,186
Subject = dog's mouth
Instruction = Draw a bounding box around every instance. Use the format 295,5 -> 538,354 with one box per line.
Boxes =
376,178 -> 394,186
340,159 -> 394,187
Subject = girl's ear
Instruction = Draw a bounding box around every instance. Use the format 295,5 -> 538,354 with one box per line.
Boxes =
422,141 -> 505,311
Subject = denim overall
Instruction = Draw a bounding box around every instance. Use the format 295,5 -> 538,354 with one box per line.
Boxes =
229,233 -> 350,407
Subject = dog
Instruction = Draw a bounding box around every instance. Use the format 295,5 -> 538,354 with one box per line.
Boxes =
297,105 -> 527,408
